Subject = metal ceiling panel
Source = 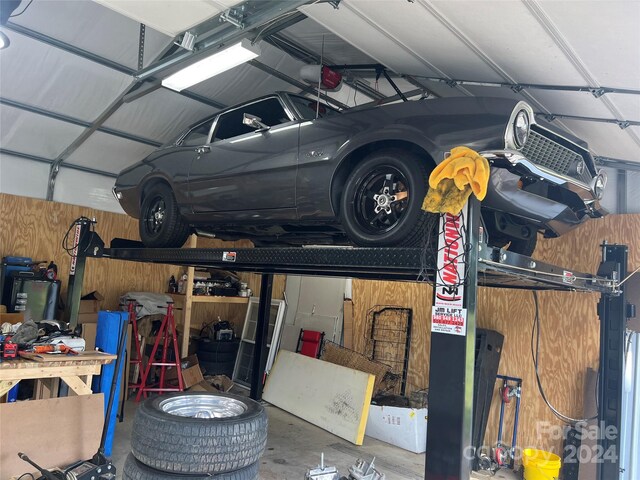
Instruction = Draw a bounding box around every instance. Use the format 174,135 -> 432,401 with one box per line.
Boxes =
95,0 -> 243,37
303,0 -> 640,164
0,33 -> 131,122
103,88 -> 217,143
0,154 -> 50,199
534,0 -> 640,90
301,2 -> 444,77
53,168 -> 123,213
187,42 -> 304,106
10,0 -> 172,70
64,132 -> 157,174
283,17 -> 379,66
0,105 -> 86,159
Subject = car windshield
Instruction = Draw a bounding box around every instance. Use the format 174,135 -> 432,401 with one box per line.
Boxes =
288,94 -> 340,121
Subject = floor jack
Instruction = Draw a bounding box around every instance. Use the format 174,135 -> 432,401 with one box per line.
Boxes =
17,313 -> 128,479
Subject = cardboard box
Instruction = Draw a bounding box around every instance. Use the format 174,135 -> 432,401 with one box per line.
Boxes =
82,322 -> 98,351
79,291 -> 104,314
0,312 -> 24,325
189,381 -> 219,393
208,375 -> 234,392
77,312 -> 99,324
166,354 -> 204,389
365,405 -> 428,453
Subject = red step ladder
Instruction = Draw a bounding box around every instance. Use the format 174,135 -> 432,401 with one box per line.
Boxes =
135,302 -> 184,401
124,298 -> 144,395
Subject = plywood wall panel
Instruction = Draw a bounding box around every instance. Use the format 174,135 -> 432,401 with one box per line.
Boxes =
353,213 -> 640,458
0,193 -> 284,335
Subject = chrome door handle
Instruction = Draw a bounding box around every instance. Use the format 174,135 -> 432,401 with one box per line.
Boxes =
195,146 -> 211,154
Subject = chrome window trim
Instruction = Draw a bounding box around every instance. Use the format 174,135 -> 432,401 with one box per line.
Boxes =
208,95 -> 295,143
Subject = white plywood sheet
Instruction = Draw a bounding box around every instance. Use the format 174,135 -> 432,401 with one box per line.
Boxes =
0,154 -> 49,199
263,350 -> 374,445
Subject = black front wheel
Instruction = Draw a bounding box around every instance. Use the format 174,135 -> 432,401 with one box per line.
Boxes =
139,183 -> 190,248
340,149 -> 434,247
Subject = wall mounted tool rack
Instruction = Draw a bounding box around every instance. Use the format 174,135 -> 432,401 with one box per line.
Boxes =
66,199 -> 627,480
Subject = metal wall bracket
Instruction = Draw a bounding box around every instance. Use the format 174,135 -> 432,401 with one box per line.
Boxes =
220,7 -> 247,29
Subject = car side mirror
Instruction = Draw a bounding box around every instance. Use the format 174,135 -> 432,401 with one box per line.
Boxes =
243,113 -> 270,132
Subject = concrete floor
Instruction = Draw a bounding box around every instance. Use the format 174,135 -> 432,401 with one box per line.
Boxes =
112,398 -> 426,480
112,398 -> 520,480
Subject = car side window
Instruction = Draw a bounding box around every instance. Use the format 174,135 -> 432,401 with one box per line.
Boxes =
181,119 -> 215,146
213,98 -> 291,142
288,95 -> 339,121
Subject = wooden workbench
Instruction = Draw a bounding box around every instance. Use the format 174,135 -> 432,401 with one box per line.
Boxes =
0,351 -> 116,398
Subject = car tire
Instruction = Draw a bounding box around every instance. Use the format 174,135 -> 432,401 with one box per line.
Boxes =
199,360 -> 236,376
123,453 -> 260,480
131,391 -> 268,475
340,149 -> 436,247
197,350 -> 239,363
139,183 -> 190,248
197,338 -> 241,353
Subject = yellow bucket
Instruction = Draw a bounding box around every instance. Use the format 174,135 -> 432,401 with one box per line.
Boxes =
522,448 -> 561,480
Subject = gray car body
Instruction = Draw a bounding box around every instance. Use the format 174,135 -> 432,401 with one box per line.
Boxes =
114,92 -> 605,244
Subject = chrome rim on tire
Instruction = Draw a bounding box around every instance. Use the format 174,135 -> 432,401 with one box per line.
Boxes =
159,395 -> 247,419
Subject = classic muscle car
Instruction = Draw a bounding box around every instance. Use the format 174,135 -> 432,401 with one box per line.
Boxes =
113,92 -> 607,255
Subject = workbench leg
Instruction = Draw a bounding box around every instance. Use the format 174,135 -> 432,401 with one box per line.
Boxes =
0,380 -> 19,398
61,375 -> 94,396
35,378 -> 58,399
425,200 -> 479,479
250,273 -> 273,401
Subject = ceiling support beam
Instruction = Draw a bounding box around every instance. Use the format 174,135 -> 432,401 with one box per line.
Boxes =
264,32 -> 387,101
135,0 -> 314,82
0,97 -> 162,147
537,112 -> 639,129
0,148 -> 117,178
4,21 -> 227,110
247,59 -> 349,110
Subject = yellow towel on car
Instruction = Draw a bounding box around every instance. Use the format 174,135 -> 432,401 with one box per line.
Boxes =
422,146 -> 490,214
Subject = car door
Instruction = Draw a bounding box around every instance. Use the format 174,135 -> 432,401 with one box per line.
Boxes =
188,96 -> 299,214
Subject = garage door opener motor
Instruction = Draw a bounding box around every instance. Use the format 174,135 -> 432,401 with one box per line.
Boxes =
15,305 -> 128,479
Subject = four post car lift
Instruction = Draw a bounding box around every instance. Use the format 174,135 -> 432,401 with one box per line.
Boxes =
66,198 -> 629,480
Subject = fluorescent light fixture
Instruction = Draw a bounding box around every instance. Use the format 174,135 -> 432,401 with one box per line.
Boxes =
162,39 -> 260,92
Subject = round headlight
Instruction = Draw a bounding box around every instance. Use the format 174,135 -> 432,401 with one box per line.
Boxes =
592,170 -> 607,200
513,110 -> 530,148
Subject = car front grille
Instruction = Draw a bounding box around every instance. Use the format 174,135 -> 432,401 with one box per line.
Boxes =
521,130 -> 592,184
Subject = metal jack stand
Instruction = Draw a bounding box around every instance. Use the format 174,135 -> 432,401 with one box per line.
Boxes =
494,375 -> 522,469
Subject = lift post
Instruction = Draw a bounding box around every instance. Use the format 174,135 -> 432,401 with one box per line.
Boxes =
251,273 -> 274,400
425,199 -> 479,479
597,244 -> 628,480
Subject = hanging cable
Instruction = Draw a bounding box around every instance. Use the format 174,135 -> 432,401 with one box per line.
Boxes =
531,291 -> 598,424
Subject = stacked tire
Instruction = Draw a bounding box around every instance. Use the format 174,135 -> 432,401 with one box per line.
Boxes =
196,338 -> 240,377
124,391 -> 267,480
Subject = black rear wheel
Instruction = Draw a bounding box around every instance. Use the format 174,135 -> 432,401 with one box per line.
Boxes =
340,149 -> 435,247
139,183 -> 190,248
